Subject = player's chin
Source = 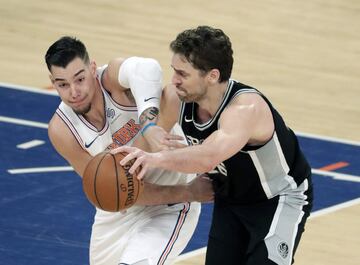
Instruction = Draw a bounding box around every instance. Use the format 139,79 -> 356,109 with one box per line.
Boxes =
176,88 -> 186,96
176,90 -> 190,102
73,103 -> 91,115
178,96 -> 193,103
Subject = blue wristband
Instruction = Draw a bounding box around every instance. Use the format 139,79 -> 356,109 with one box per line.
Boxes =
140,122 -> 157,136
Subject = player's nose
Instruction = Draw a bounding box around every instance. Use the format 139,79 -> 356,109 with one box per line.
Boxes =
171,74 -> 181,86
69,83 -> 80,98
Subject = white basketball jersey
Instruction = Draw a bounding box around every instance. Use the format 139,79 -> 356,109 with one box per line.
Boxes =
56,65 -> 192,185
55,65 -> 200,265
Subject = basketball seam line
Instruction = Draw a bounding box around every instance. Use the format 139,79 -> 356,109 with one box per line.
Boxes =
94,152 -> 109,210
111,153 -> 120,212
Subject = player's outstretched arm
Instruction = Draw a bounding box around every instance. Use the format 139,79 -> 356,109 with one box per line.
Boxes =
116,93 -> 275,178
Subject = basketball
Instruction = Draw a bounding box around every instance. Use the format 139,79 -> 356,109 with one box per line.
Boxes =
82,151 -> 144,212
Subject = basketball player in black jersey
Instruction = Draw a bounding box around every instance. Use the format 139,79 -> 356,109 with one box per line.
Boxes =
117,26 -> 313,265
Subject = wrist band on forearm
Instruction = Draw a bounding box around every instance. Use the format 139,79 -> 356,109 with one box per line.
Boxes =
140,122 -> 157,136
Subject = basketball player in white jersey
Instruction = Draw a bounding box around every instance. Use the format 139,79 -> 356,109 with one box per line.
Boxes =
45,36 -> 213,265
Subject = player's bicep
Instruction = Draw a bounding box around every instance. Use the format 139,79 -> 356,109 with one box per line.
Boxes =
202,104 -> 256,163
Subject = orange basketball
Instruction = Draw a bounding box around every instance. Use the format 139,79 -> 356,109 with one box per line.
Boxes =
82,151 -> 144,212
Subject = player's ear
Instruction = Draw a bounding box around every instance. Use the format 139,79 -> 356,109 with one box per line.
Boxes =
207,69 -> 220,84
49,74 -> 55,84
89,60 -> 97,77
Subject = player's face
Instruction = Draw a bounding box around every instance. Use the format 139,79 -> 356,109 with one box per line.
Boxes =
50,57 -> 97,115
171,53 -> 208,103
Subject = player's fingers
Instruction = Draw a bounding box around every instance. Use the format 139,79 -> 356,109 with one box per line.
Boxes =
137,165 -> 147,180
160,138 -> 187,149
120,151 -> 137,166
110,145 -> 133,155
165,134 -> 184,141
170,142 -> 188,149
160,139 -> 173,148
129,156 -> 143,175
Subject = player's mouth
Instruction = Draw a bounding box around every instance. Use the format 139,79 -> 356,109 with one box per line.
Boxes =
176,87 -> 187,96
70,96 -> 87,107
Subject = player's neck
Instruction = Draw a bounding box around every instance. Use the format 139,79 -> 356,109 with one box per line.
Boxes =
83,83 -> 106,131
197,81 -> 228,117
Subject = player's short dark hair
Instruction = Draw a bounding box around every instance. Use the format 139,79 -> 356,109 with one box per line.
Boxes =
45,36 -> 89,71
170,25 -> 233,82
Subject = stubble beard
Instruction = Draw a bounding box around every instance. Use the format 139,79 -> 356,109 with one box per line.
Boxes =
74,103 -> 92,115
178,89 -> 206,103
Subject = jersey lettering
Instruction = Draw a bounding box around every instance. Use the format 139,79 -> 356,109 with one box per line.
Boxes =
109,119 -> 140,148
186,135 -> 204,146
208,162 -> 228,177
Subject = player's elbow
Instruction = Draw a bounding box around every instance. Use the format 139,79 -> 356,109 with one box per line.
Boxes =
135,57 -> 162,83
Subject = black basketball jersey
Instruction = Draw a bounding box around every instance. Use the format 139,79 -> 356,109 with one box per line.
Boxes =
179,80 -> 311,204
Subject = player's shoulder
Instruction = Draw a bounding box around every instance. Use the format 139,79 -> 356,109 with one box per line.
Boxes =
48,113 -> 63,147
48,112 -> 61,130
229,89 -> 266,110
48,112 -> 73,142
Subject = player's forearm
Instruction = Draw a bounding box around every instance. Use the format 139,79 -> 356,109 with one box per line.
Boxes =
135,182 -> 192,206
156,145 -> 216,174
139,107 -> 159,127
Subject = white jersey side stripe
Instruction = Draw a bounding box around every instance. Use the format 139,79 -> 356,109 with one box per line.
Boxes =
158,203 -> 190,265
249,151 -> 272,198
273,133 -> 290,176
265,195 -> 285,239
273,133 -> 297,189
265,179 -> 309,265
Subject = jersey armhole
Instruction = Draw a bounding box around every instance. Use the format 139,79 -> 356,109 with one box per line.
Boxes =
55,108 -> 85,149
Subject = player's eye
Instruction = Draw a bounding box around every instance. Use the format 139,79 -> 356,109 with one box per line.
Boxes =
175,70 -> 184,78
179,71 -> 189,78
58,83 -> 69,88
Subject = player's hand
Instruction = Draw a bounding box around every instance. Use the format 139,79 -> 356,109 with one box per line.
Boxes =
143,125 -> 186,151
111,146 -> 156,179
187,174 -> 214,203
